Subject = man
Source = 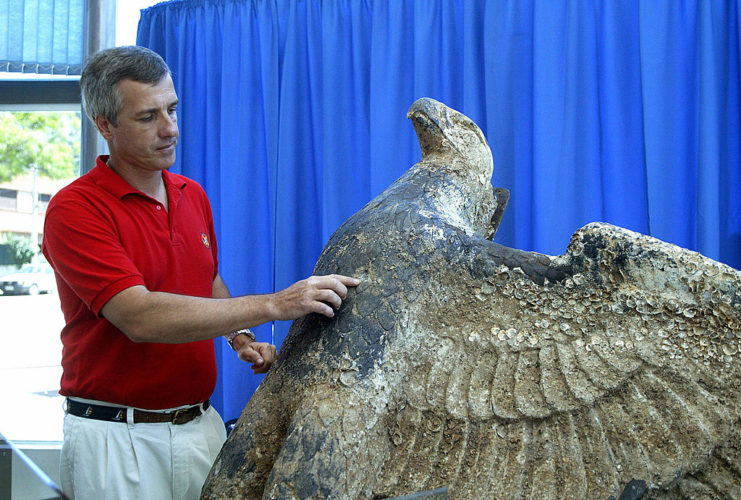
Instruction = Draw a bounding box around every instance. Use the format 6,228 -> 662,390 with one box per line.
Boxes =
42,45 -> 359,500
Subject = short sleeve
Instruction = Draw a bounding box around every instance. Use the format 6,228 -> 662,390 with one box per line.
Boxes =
43,199 -> 146,315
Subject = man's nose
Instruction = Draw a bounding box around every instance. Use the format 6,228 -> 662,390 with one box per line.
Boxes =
160,113 -> 178,137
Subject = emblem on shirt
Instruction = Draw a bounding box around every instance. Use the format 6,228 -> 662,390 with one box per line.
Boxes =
200,232 -> 210,248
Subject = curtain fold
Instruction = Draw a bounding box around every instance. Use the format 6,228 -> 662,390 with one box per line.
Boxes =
138,0 -> 741,420
0,0 -> 84,74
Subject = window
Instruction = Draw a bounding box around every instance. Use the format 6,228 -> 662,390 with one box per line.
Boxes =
38,193 -> 52,211
0,189 -> 17,210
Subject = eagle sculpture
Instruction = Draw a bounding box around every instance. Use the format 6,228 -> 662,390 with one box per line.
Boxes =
201,98 -> 741,499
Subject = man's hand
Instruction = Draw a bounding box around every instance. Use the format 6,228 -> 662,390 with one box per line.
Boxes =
270,274 -> 361,320
232,274 -> 360,374
234,337 -> 278,374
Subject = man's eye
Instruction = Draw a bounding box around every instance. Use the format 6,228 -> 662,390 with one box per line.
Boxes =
140,115 -> 154,122
168,108 -> 177,115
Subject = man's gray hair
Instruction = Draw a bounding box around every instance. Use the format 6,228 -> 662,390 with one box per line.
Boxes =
80,45 -> 171,126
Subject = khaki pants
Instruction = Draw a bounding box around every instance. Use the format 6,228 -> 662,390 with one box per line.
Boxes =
60,404 -> 226,500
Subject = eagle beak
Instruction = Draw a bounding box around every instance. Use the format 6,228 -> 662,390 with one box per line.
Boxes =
407,97 -> 439,120
407,98 -> 448,159
407,97 -> 445,132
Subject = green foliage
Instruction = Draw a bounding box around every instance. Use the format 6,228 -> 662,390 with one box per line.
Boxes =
1,234 -> 35,266
0,111 -> 80,183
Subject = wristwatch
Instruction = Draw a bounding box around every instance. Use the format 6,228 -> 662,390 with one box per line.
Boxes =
226,329 -> 256,351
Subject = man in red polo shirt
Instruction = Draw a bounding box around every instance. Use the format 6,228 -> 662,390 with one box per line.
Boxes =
42,46 -> 359,500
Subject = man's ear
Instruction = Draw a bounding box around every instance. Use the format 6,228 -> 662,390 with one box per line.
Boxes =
95,115 -> 115,140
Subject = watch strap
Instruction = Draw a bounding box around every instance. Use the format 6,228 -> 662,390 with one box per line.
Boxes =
226,329 -> 256,351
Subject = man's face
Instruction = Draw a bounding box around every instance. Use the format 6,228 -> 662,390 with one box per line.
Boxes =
96,75 -> 179,172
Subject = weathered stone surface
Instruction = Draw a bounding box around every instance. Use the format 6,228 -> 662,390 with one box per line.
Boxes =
202,98 -> 741,499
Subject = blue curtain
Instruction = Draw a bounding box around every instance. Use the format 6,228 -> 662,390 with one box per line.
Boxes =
0,0 -> 84,74
138,0 -> 741,421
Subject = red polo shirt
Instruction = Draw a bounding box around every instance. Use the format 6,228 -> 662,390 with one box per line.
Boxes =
42,156 -> 219,409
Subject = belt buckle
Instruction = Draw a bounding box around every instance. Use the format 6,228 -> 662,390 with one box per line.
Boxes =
172,408 -> 190,425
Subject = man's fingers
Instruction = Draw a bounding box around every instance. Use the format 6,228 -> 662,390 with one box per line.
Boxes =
304,275 -> 362,316
310,274 -> 360,300
315,289 -> 342,309
307,299 -> 335,318
238,344 -> 263,365
250,343 -> 277,374
312,274 -> 360,286
274,274 -> 361,321
333,274 -> 361,287
326,275 -> 361,296
307,276 -> 345,299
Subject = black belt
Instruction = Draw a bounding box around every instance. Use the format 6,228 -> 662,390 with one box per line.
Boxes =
66,399 -> 210,425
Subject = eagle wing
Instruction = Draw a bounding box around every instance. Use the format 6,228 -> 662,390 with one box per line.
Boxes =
373,221 -> 741,498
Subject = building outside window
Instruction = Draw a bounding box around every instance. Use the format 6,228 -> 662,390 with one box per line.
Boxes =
0,170 -> 75,260
0,188 -> 17,210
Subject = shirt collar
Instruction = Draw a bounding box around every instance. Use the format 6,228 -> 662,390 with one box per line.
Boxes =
90,155 -> 187,202
163,169 -> 187,208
